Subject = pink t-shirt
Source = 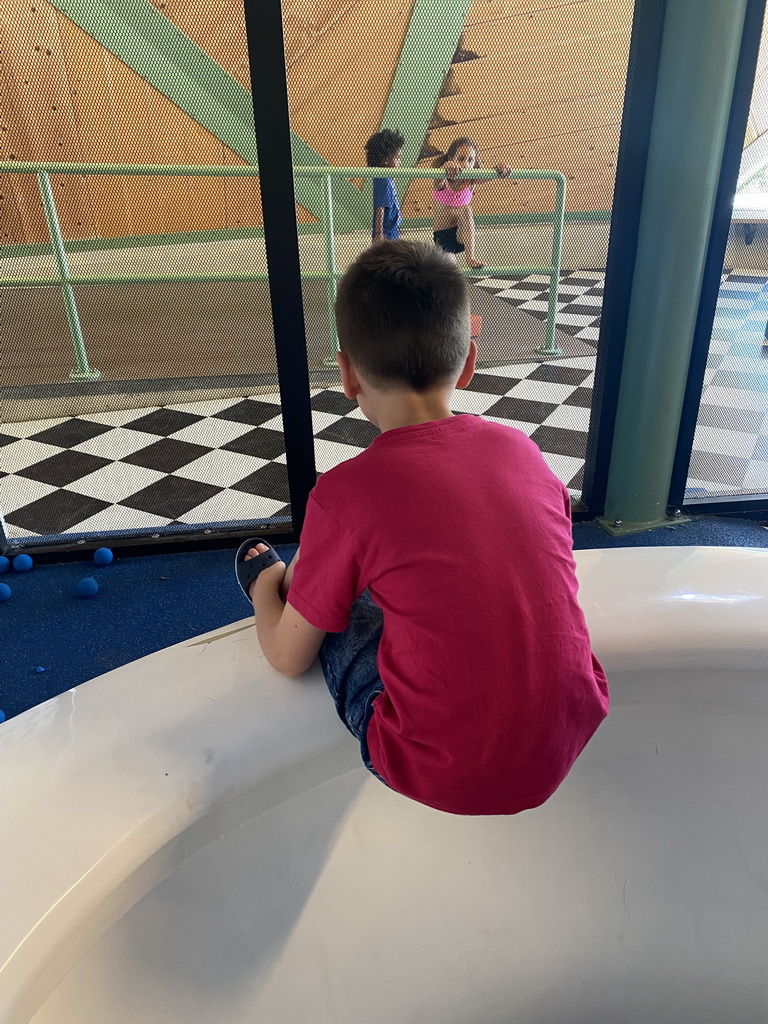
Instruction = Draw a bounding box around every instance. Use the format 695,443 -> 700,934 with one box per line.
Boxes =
288,415 -> 609,815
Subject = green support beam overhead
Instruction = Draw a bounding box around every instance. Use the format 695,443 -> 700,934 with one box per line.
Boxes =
49,0 -> 368,230
379,0 -> 472,172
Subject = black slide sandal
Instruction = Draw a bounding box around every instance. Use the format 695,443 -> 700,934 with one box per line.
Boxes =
234,538 -> 284,600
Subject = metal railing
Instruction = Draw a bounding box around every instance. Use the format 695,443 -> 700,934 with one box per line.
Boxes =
0,161 -> 567,380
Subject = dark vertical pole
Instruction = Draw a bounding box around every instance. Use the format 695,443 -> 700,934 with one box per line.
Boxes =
242,0 -> 316,536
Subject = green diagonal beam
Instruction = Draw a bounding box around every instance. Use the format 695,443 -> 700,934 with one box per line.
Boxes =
380,0 -> 472,174
49,0 -> 368,229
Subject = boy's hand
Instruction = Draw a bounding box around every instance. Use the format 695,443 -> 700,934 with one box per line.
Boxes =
495,164 -> 512,178
246,543 -> 286,602
246,544 -> 324,678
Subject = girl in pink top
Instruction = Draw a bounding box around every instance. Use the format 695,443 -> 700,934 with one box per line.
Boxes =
432,136 -> 511,269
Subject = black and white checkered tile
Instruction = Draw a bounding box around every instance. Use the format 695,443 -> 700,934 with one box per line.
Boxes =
476,268 -> 768,499
0,358 -> 595,541
685,271 -> 768,496
475,269 -> 604,346
1,270 -> 767,543
0,396 -> 292,540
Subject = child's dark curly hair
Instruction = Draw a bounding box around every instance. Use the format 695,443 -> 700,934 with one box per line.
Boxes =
365,128 -> 405,167
432,136 -> 481,169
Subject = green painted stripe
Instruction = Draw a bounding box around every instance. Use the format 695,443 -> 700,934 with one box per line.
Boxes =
48,0 -> 368,228
401,210 -> 613,228
379,0 -> 472,170
0,210 -> 611,261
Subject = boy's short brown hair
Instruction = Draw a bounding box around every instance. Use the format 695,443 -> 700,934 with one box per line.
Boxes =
334,239 -> 470,392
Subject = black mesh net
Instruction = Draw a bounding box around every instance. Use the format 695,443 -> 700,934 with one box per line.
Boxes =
284,0 -> 634,498
0,0 -> 637,549
0,2 -> 288,546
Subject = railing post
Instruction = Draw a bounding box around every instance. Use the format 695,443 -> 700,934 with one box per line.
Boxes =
36,172 -> 100,381
536,174 -> 565,357
320,174 -> 339,365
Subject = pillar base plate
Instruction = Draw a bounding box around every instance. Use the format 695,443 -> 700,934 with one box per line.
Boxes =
596,514 -> 691,537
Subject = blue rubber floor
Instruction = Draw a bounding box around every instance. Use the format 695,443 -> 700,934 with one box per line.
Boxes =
2,517 -> 767,721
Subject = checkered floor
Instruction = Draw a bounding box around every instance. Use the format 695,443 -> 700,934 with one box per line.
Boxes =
476,268 -> 604,346
1,270 -> 767,544
477,268 -> 768,497
685,271 -> 768,496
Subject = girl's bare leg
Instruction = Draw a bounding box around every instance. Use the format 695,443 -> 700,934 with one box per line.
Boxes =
456,205 -> 484,268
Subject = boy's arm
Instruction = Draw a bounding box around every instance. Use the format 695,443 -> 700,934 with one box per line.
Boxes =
373,205 -> 385,240
250,552 -> 325,678
279,545 -> 300,601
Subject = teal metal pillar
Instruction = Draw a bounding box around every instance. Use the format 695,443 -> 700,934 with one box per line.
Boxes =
600,0 -> 748,534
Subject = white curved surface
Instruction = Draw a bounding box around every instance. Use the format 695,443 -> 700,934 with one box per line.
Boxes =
1,546 -> 767,1023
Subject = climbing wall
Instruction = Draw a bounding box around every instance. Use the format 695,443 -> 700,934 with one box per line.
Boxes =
0,0 -> 635,245
403,0 -> 633,218
0,0 -> 263,244
285,1 -> 414,168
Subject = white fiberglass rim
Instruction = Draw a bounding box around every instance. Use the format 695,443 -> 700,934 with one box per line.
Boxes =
1,546 -> 767,1024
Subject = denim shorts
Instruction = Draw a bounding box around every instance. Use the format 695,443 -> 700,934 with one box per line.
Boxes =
317,590 -> 388,785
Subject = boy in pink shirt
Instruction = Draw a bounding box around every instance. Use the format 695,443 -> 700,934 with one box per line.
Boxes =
235,240 -> 609,815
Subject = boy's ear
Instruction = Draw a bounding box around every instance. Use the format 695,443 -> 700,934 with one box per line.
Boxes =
455,339 -> 478,389
336,350 -> 361,399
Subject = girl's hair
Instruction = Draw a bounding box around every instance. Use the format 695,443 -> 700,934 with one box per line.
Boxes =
432,136 -> 481,169
365,128 -> 405,167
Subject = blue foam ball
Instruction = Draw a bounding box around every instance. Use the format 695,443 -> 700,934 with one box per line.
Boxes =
13,554 -> 33,572
0,556 -> 9,573
77,577 -> 99,598
0,583 -> 11,602
35,666 -> 45,673
93,547 -> 113,565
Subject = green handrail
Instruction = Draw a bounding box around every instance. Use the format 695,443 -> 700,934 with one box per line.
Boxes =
0,161 -> 567,372
2,265 -> 560,288
0,161 -> 565,181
